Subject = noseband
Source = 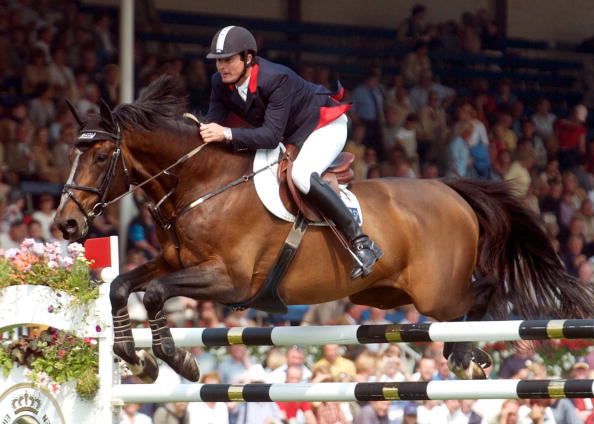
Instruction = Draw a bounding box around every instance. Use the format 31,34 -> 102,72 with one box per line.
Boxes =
62,124 -> 131,223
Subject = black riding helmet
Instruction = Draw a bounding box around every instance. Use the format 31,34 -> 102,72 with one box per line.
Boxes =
206,26 -> 257,60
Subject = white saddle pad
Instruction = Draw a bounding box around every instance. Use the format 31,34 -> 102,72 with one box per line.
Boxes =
253,144 -> 363,225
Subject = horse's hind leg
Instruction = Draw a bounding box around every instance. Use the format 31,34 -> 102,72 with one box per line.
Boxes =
443,275 -> 497,379
110,258 -> 170,383
142,262 -> 237,382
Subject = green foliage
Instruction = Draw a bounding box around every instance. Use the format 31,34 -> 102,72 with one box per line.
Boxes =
0,329 -> 99,400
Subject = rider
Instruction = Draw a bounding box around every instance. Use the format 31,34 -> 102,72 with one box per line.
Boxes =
200,25 -> 383,279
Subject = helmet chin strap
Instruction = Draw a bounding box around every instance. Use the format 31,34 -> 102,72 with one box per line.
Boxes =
230,54 -> 253,85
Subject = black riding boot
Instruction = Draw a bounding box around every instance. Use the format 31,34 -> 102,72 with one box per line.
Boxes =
306,173 -> 383,279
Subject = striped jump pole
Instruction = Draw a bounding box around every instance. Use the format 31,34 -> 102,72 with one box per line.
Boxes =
131,319 -> 594,348
112,379 -> 594,404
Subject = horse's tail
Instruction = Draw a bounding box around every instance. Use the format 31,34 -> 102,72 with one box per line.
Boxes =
444,178 -> 594,320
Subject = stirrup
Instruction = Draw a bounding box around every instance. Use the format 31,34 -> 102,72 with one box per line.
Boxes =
350,238 -> 383,279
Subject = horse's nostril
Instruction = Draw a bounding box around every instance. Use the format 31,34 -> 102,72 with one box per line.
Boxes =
65,219 -> 78,230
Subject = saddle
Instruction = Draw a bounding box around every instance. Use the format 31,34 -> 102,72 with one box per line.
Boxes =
278,144 -> 354,222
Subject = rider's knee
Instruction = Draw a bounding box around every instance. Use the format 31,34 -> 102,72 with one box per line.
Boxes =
291,166 -> 312,194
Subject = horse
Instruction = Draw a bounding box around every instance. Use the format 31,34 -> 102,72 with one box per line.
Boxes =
54,76 -> 594,383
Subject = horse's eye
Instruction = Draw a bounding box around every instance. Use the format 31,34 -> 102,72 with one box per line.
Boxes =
96,154 -> 108,163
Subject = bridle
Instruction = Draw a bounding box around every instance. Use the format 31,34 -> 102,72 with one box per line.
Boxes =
62,124 -> 131,223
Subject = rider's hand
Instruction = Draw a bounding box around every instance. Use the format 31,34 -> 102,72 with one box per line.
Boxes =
200,123 -> 226,143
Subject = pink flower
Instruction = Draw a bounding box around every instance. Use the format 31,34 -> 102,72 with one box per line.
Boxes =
67,243 -> 85,257
58,350 -> 67,359
60,256 -> 74,268
47,260 -> 58,269
4,248 -> 18,259
20,239 -> 35,249
32,243 -> 45,256
95,325 -> 102,333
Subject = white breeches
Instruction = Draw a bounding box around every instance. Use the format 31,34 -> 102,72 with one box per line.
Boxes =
292,113 -> 348,193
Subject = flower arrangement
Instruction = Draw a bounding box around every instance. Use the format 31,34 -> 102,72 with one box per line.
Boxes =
0,328 -> 99,400
0,239 -> 98,304
0,239 -> 101,400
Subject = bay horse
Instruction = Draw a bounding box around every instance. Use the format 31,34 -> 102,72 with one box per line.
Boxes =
55,76 -> 594,383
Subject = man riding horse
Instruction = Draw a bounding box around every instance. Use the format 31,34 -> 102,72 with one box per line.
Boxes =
199,25 -> 383,279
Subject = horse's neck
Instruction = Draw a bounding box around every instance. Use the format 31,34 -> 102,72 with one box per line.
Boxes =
125,131 -> 254,213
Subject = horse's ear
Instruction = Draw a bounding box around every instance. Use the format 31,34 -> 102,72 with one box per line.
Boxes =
99,98 -> 116,130
65,99 -> 83,127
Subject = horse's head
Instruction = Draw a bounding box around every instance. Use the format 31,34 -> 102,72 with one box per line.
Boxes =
54,99 -> 131,241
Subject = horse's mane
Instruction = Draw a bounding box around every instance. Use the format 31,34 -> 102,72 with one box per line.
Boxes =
113,75 -> 189,131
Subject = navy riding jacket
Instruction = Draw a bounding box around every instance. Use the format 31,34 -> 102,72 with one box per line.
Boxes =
205,57 -> 349,150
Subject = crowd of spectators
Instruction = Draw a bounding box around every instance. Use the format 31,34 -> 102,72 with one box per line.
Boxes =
1,1 -> 594,423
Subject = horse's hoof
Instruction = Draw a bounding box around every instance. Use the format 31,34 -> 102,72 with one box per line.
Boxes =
128,349 -> 159,384
472,347 -> 492,369
179,350 -> 200,382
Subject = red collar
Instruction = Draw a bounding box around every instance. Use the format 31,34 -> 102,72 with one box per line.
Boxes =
226,63 -> 260,93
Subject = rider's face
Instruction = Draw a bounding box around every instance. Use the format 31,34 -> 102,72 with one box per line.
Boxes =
216,54 -> 251,84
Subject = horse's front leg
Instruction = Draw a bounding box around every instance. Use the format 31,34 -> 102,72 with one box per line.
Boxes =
110,257 -> 172,383
142,260 -> 237,382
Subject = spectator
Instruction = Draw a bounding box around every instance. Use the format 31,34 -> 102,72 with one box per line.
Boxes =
22,47 -> 51,96
0,219 -> 27,249
531,98 -> 557,141
381,106 -> 401,152
28,82 -> 56,128
313,344 -> 357,380
51,122 -> 77,181
353,147 -> 378,181
408,71 -> 455,112
5,123 -> 35,178
417,90 -> 449,167
32,127 -> 61,183
562,235 -> 587,277
492,399 -> 520,424
434,356 -> 454,381
411,356 -> 436,382
493,79 -> 517,108
395,113 -> 420,169
520,119 -> 548,169
396,4 -> 427,44
27,220 -> 45,243
554,104 -> 587,170
344,124 -> 367,163
454,104 -> 490,179
384,74 -> 406,106
1,189 -> 25,233
448,121 -> 473,177
267,345 -> 312,383
33,24 -> 54,64
350,72 -> 384,153
354,400 -> 390,424
99,63 -> 120,107
550,398 -> 583,424
128,202 -> 160,260
120,403 -> 153,424
76,82 -> 101,115
504,144 -> 535,197
153,402 -> 190,424
402,402 -> 418,424
49,46 -> 76,101
402,41 -> 431,86
277,366 -> 317,424
498,340 -> 535,379
235,366 -> 283,424
219,345 -> 253,384
187,373 -> 229,424
94,13 -> 116,61
391,88 -> 415,128
333,302 -> 367,325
